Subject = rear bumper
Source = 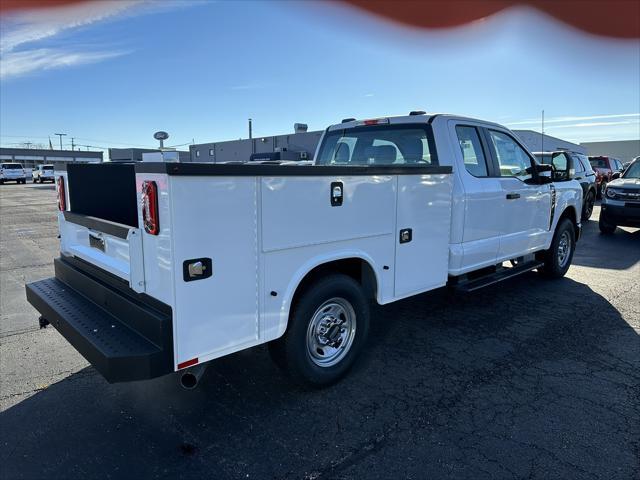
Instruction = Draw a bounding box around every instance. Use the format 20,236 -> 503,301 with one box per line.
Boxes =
25,256 -> 174,383
601,203 -> 640,228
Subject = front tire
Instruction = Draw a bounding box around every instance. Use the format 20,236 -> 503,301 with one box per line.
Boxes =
598,181 -> 607,199
539,218 -> 575,279
269,274 -> 370,387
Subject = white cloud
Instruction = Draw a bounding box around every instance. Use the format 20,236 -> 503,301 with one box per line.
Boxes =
0,0 -> 197,79
0,1 -> 141,54
548,120 -> 639,129
506,113 -> 640,127
1,48 -> 128,79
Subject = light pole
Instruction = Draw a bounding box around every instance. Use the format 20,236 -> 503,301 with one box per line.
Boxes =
54,133 -> 66,150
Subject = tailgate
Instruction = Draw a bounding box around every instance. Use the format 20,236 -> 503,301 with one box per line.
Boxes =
59,163 -> 146,293
59,211 -> 145,292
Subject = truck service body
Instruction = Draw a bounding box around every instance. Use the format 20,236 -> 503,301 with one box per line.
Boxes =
26,114 -> 583,386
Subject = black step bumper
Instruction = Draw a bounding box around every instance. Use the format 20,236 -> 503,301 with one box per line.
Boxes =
25,257 -> 174,383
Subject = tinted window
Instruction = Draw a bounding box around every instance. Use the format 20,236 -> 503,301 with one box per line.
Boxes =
455,126 -> 488,177
43,166 -> 54,171
488,131 -> 533,180
1,164 -> 23,169
316,126 -> 434,166
589,158 -> 607,168
574,154 -> 591,173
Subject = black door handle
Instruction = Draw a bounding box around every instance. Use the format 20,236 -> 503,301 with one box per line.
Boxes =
506,193 -> 520,200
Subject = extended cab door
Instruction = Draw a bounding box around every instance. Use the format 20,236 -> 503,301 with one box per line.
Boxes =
448,122 -> 502,271
484,129 -> 551,258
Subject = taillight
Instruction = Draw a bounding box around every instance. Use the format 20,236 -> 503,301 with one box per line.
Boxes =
56,177 -> 66,211
141,180 -> 159,235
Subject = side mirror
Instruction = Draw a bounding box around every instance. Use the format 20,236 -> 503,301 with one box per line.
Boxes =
551,154 -> 574,182
611,171 -> 621,180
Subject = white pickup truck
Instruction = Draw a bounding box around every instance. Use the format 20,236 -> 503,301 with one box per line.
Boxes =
26,113 -> 582,388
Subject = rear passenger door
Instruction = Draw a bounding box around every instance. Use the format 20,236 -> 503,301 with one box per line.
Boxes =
485,129 -> 551,259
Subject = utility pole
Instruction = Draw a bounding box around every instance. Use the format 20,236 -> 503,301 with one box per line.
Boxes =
71,137 -> 75,151
248,118 -> 252,139
541,110 -> 545,153
54,133 -> 66,150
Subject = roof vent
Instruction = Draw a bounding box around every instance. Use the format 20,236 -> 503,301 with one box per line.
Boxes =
409,110 -> 426,116
294,123 -> 308,133
341,118 -> 356,123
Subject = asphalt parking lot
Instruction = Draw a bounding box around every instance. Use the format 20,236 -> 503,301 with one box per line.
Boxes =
0,182 -> 638,480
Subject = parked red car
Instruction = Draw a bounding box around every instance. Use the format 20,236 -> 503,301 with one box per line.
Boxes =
588,156 -> 625,198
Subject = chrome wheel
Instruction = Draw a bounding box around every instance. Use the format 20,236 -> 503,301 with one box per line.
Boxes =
557,231 -> 571,268
306,297 -> 356,368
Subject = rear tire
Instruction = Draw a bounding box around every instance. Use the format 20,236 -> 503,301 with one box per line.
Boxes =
599,215 -> 616,234
539,218 -> 575,279
581,190 -> 595,221
269,274 -> 370,387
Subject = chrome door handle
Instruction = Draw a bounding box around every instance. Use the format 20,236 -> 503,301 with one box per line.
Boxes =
506,193 -> 520,200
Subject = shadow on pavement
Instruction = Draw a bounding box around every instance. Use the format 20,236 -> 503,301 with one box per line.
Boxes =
1,275 -> 638,479
571,214 -> 640,270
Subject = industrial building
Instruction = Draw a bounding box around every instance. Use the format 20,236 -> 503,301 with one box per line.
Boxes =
0,147 -> 103,170
108,148 -> 191,163
512,130 -> 585,154
190,124 -> 322,163
188,124 -> 585,163
580,140 -> 640,163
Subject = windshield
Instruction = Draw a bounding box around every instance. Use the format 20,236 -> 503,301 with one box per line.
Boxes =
622,161 -> 640,178
316,125 -> 435,166
1,164 -> 23,169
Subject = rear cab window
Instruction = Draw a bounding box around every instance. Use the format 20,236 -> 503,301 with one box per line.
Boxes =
2,163 -> 23,169
455,126 -> 488,177
316,124 -> 435,166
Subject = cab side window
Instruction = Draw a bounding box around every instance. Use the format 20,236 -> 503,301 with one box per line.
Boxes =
488,130 -> 533,181
455,126 -> 488,177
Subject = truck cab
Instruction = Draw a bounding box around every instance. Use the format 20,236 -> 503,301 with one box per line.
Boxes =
318,114 -> 582,277
26,113 -> 583,388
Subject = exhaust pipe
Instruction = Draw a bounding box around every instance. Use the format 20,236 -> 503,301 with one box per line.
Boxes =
180,363 -> 208,390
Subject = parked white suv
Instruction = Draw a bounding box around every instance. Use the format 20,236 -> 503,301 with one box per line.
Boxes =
0,163 -> 27,184
32,164 -> 55,183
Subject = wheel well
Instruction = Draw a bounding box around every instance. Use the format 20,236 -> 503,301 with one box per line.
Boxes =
292,258 -> 377,307
558,206 -> 578,233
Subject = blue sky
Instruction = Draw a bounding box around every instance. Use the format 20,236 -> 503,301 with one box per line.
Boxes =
1,0 -> 639,153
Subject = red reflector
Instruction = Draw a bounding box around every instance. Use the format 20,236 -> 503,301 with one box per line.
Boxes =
141,180 -> 159,235
178,358 -> 198,369
363,119 -> 379,125
56,177 -> 66,211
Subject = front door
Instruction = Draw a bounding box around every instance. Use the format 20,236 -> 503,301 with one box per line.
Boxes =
485,129 -> 551,259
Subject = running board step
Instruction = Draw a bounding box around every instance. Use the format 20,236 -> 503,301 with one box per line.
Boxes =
453,261 -> 544,293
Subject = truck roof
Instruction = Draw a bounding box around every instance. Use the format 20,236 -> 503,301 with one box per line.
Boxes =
327,113 -> 506,131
